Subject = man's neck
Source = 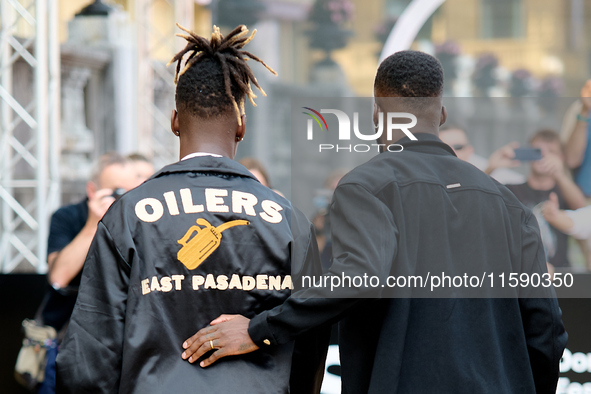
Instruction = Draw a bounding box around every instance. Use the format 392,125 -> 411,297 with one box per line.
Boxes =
383,127 -> 439,145
527,173 -> 556,191
178,127 -> 237,160
177,114 -> 240,160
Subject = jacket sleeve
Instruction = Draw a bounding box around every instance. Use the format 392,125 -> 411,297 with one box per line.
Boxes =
249,183 -> 397,346
56,221 -> 131,393
518,212 -> 568,394
288,209 -> 331,394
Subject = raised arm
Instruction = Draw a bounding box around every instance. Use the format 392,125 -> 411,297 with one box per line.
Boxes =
48,189 -> 115,288
565,80 -> 591,169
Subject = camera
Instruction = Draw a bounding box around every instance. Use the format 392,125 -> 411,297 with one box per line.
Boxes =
111,188 -> 127,201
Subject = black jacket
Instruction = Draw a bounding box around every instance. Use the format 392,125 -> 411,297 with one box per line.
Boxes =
56,156 -> 328,393
249,133 -> 567,393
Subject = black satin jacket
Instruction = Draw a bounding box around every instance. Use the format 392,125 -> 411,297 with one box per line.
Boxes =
56,156 -> 327,393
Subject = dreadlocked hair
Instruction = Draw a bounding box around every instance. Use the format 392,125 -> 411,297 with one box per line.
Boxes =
167,24 -> 277,125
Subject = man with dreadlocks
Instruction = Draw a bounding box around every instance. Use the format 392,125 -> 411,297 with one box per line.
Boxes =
56,25 -> 328,393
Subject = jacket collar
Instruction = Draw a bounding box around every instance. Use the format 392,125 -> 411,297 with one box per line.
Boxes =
393,132 -> 457,157
150,156 -> 260,183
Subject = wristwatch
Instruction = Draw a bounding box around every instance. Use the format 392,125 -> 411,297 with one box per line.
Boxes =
576,113 -> 590,122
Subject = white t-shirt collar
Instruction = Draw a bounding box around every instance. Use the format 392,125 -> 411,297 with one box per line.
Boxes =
181,152 -> 223,161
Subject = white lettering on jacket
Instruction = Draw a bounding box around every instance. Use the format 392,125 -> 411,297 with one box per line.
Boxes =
141,274 -> 293,295
134,188 -> 284,224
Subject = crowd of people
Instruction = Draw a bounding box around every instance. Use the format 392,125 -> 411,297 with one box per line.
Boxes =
438,82 -> 591,273
26,22 -> 591,394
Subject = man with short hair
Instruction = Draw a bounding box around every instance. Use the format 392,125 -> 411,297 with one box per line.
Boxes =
507,129 -> 586,268
38,152 -> 138,394
127,153 -> 155,185
183,51 -> 567,394
43,152 -> 139,329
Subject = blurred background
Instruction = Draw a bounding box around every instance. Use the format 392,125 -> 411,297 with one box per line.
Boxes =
3,2 -> 591,393
1,0 -> 591,272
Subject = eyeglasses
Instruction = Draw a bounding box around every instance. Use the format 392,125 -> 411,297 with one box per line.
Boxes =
451,144 -> 468,151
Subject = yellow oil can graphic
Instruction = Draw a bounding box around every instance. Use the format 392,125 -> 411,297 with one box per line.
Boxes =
177,218 -> 249,270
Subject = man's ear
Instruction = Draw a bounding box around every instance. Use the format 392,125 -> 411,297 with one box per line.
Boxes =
236,114 -> 246,141
373,102 -> 379,126
440,105 -> 448,127
374,102 -> 386,146
171,109 -> 180,136
86,181 -> 97,199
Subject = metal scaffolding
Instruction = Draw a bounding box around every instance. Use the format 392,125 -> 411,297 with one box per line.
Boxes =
0,0 -> 196,273
0,0 -> 61,273
136,0 -> 194,168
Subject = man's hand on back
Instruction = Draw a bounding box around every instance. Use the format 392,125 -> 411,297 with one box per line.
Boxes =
181,314 -> 259,367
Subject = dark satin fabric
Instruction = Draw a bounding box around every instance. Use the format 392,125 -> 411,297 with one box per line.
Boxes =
56,157 -> 327,393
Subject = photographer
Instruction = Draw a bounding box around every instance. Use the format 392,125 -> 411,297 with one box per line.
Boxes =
439,124 -> 525,185
38,152 -> 140,393
506,130 -> 586,268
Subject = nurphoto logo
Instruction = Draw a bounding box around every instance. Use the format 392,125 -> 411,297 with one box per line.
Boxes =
302,107 -> 418,153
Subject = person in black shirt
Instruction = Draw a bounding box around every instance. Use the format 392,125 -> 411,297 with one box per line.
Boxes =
127,153 -> 155,186
37,153 -> 142,394
506,129 -> 586,268
182,51 -> 567,394
43,152 -> 140,330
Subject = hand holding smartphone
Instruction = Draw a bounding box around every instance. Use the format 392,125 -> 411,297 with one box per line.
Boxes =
513,148 -> 542,161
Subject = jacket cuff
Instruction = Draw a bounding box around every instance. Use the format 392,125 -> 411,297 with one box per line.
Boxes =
248,311 -> 276,348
